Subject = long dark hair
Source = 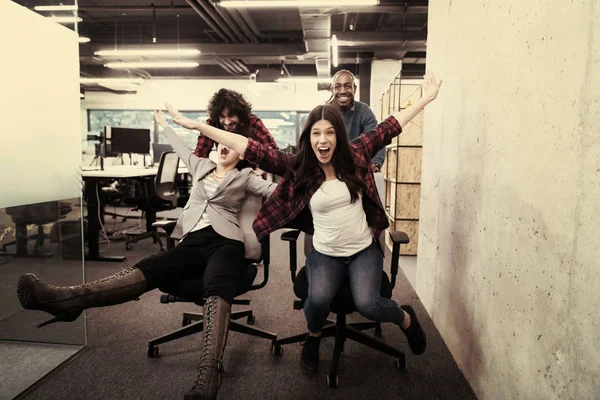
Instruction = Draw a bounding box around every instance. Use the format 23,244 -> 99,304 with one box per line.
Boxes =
207,89 -> 252,136
292,104 -> 367,202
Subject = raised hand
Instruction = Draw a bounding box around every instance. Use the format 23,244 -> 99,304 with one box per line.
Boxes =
153,110 -> 169,128
165,103 -> 198,130
422,72 -> 443,103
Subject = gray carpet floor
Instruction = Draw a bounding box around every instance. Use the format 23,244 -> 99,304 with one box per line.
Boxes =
2,219 -> 477,400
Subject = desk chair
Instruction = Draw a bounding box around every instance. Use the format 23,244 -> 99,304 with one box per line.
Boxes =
147,192 -> 276,357
3,201 -> 72,257
124,152 -> 180,251
271,173 -> 410,388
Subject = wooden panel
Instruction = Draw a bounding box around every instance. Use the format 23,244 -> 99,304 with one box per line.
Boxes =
386,219 -> 419,256
384,147 -> 422,183
392,110 -> 424,146
400,84 -> 423,109
393,184 -> 420,219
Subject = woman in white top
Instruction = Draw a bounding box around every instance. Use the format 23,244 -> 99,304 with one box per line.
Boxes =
16,111 -> 277,400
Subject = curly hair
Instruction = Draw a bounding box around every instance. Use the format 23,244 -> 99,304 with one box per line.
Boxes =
207,89 -> 252,135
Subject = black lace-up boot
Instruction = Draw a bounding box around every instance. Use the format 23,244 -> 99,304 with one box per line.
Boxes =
185,296 -> 231,400
17,267 -> 146,327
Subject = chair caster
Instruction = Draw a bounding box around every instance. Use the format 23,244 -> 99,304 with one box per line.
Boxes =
182,316 -> 192,326
395,356 -> 406,370
374,324 -> 382,337
125,244 -> 132,251
147,345 -> 159,358
326,374 -> 338,388
271,343 -> 283,356
247,314 -> 255,325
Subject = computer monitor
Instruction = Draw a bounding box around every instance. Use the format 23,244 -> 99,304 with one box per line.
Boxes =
152,143 -> 174,165
105,126 -> 151,155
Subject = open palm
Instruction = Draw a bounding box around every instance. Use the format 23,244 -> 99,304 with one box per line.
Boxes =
423,72 -> 443,102
165,103 -> 198,130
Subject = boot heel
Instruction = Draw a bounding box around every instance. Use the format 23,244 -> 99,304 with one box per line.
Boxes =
37,309 -> 82,328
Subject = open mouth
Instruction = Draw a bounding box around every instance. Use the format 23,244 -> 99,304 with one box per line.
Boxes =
317,146 -> 330,158
337,95 -> 350,101
220,147 -> 230,156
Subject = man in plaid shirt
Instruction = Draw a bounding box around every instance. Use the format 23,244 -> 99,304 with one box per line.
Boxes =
194,89 -> 279,166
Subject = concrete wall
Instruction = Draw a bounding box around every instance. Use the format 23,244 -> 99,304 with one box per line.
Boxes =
418,1 -> 599,399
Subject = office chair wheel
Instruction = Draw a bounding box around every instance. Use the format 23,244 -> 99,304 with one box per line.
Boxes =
395,357 -> 406,371
125,244 -> 132,251
147,345 -> 160,358
182,316 -> 192,326
247,314 -> 256,325
326,374 -> 338,388
374,324 -> 383,337
271,343 -> 283,356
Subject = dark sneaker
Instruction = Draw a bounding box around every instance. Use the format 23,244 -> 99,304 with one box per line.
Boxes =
400,305 -> 427,355
300,335 -> 321,370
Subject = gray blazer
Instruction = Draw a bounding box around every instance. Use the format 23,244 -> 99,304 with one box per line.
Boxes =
163,127 -> 276,243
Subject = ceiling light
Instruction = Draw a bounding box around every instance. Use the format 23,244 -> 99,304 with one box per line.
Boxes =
46,16 -> 82,24
104,61 -> 200,69
331,34 -> 339,68
78,37 -> 91,43
34,5 -> 78,11
95,49 -> 200,57
218,0 -> 378,7
80,78 -> 145,85
277,77 -> 331,83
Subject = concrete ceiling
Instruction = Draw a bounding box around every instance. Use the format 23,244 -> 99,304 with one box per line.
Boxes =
17,0 -> 428,91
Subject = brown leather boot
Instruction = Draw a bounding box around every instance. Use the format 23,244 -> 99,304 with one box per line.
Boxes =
185,296 -> 231,400
17,267 -> 146,328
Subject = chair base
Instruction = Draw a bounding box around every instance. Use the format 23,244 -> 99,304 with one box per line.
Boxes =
125,230 -> 164,251
147,309 -> 277,357
271,313 -> 405,388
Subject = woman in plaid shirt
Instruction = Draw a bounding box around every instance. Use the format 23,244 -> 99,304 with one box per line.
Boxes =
166,72 -> 443,371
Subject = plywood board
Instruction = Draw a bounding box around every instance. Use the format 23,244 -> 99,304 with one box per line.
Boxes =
386,219 -> 419,256
384,147 -> 422,183
400,84 -> 423,109
393,184 -> 421,220
391,110 -> 424,146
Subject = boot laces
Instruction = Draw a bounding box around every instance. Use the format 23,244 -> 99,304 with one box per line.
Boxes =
190,297 -> 221,391
46,267 -> 136,290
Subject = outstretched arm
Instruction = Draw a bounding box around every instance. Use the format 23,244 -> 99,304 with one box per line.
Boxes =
357,72 -> 443,159
153,110 -> 201,174
165,104 -> 292,176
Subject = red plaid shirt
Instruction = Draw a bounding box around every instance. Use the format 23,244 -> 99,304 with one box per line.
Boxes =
243,116 -> 403,241
194,114 -> 279,157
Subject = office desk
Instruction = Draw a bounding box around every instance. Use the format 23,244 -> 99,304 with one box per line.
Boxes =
81,166 -> 188,262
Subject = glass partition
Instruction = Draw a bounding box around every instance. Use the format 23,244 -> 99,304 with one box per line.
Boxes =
0,2 -> 86,398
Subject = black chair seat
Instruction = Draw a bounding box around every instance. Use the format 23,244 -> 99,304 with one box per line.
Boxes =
159,263 -> 258,303
292,267 -> 393,315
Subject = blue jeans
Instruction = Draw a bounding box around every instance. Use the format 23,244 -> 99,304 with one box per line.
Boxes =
303,241 -> 405,333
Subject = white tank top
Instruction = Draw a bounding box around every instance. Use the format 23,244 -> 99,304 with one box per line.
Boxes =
309,179 -> 373,257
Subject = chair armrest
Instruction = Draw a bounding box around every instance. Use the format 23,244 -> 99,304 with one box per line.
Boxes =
388,230 -> 410,289
280,229 -> 301,282
153,220 -> 177,250
280,229 -> 301,242
249,234 -> 271,291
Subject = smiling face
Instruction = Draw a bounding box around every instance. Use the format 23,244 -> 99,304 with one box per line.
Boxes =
219,107 -> 240,132
331,72 -> 356,109
216,142 -> 242,167
310,119 -> 337,166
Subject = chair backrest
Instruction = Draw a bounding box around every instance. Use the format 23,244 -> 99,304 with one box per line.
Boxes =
303,172 -> 387,256
154,151 -> 180,206
153,143 -> 174,165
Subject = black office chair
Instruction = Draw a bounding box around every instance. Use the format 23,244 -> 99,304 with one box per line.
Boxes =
125,152 -> 180,251
2,201 -> 72,257
270,174 -> 410,388
147,193 -> 277,357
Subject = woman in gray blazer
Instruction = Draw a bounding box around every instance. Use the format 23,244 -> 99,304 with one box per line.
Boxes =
16,111 -> 277,400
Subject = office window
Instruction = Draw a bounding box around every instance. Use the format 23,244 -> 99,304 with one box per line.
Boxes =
158,111 -> 208,150
88,110 -> 155,134
253,111 -> 297,149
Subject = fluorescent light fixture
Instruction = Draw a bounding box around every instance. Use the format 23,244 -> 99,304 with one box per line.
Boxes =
47,16 -> 82,23
95,49 -> 200,57
80,78 -> 145,85
262,119 -> 295,128
219,0 -> 378,7
35,5 -> 78,11
277,77 -> 331,83
80,92 -> 85,99
78,36 -> 90,43
331,34 -> 338,68
104,61 -> 199,69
